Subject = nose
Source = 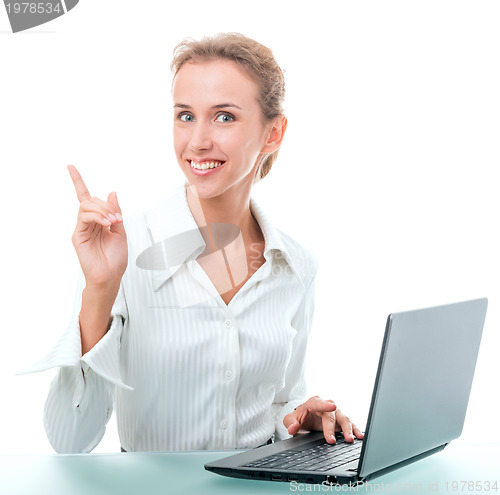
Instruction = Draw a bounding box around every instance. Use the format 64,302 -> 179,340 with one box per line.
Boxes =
188,120 -> 213,152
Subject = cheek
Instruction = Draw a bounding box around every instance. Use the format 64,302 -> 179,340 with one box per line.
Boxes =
223,128 -> 263,158
173,127 -> 189,155
240,130 -> 267,163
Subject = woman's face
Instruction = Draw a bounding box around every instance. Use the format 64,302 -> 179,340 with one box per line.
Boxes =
172,59 -> 274,199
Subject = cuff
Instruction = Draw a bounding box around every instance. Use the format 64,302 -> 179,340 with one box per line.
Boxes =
81,314 -> 133,390
18,314 -> 133,391
17,315 -> 82,374
272,399 -> 305,441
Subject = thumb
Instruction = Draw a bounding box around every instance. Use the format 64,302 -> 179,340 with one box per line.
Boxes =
287,420 -> 301,435
284,409 -> 304,435
107,191 -> 122,213
107,191 -> 125,235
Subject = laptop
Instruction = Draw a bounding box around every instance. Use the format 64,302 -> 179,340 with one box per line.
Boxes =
205,298 -> 488,485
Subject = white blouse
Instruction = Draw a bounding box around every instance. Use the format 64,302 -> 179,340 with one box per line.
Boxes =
21,182 -> 318,453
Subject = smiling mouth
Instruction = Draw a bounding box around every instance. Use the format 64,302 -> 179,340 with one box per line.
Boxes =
189,160 -> 225,170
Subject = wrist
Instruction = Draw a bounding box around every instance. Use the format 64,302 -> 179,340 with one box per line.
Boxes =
84,279 -> 121,300
79,281 -> 121,354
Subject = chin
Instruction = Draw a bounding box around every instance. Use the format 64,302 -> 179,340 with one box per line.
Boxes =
184,179 -> 225,200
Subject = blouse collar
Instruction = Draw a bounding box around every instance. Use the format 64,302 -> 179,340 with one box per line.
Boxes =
142,182 -> 305,291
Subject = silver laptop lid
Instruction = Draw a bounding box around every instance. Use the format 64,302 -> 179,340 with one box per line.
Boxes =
358,298 -> 487,478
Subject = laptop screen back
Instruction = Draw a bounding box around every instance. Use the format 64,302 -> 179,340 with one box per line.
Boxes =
358,298 -> 487,478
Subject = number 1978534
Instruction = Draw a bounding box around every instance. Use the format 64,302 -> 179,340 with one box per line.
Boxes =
5,2 -> 62,14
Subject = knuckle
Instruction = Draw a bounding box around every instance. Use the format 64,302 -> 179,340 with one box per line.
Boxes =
90,196 -> 103,207
80,199 -> 92,211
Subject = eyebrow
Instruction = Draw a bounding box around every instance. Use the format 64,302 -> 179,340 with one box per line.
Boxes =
174,103 -> 242,110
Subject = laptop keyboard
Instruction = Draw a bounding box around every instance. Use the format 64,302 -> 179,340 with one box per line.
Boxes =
243,434 -> 362,472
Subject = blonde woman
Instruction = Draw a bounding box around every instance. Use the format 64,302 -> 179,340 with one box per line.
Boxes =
29,33 -> 363,453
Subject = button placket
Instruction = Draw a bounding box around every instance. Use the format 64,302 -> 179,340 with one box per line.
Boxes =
217,306 -> 238,448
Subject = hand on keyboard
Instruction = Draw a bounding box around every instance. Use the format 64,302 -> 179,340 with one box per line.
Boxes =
283,396 -> 364,445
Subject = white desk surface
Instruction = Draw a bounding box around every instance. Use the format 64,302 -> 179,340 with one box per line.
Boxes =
0,442 -> 498,495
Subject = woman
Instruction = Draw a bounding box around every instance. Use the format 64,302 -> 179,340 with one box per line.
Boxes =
30,33 -> 363,452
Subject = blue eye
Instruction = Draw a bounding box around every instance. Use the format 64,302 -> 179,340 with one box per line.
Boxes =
216,113 -> 234,123
179,113 -> 194,122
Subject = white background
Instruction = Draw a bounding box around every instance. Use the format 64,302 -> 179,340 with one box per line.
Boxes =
0,0 -> 498,454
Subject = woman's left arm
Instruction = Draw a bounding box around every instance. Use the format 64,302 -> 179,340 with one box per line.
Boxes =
271,259 -> 318,441
272,254 -> 364,445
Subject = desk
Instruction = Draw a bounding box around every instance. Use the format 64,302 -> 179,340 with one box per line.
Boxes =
0,443 -> 498,495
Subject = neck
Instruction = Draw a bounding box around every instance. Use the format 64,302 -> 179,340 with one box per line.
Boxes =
185,182 -> 261,242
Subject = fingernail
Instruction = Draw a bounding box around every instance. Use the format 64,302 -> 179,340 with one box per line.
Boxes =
115,212 -> 123,222
108,214 -> 117,222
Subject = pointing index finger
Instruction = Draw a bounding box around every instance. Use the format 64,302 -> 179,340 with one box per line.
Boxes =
67,165 -> 91,203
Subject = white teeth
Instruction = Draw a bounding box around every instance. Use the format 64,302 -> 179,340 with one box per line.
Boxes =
190,160 -> 223,170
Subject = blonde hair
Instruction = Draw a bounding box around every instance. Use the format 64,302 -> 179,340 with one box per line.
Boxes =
170,32 -> 286,183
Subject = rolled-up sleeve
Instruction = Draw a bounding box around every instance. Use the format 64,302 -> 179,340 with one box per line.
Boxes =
271,264 -> 318,441
18,269 -> 132,453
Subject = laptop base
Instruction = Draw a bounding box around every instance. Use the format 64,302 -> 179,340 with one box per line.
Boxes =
205,435 -> 448,485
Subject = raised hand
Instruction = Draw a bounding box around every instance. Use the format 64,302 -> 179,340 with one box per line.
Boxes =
68,165 -> 128,289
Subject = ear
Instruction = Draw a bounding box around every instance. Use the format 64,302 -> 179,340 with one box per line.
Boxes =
261,115 -> 288,154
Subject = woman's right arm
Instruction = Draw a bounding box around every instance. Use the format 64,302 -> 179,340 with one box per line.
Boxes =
41,165 -> 130,453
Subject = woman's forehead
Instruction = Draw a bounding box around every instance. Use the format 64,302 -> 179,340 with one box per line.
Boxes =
172,59 -> 259,108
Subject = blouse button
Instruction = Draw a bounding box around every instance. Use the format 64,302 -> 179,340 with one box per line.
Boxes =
225,370 -> 233,380
220,419 -> 228,429
225,319 -> 233,328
